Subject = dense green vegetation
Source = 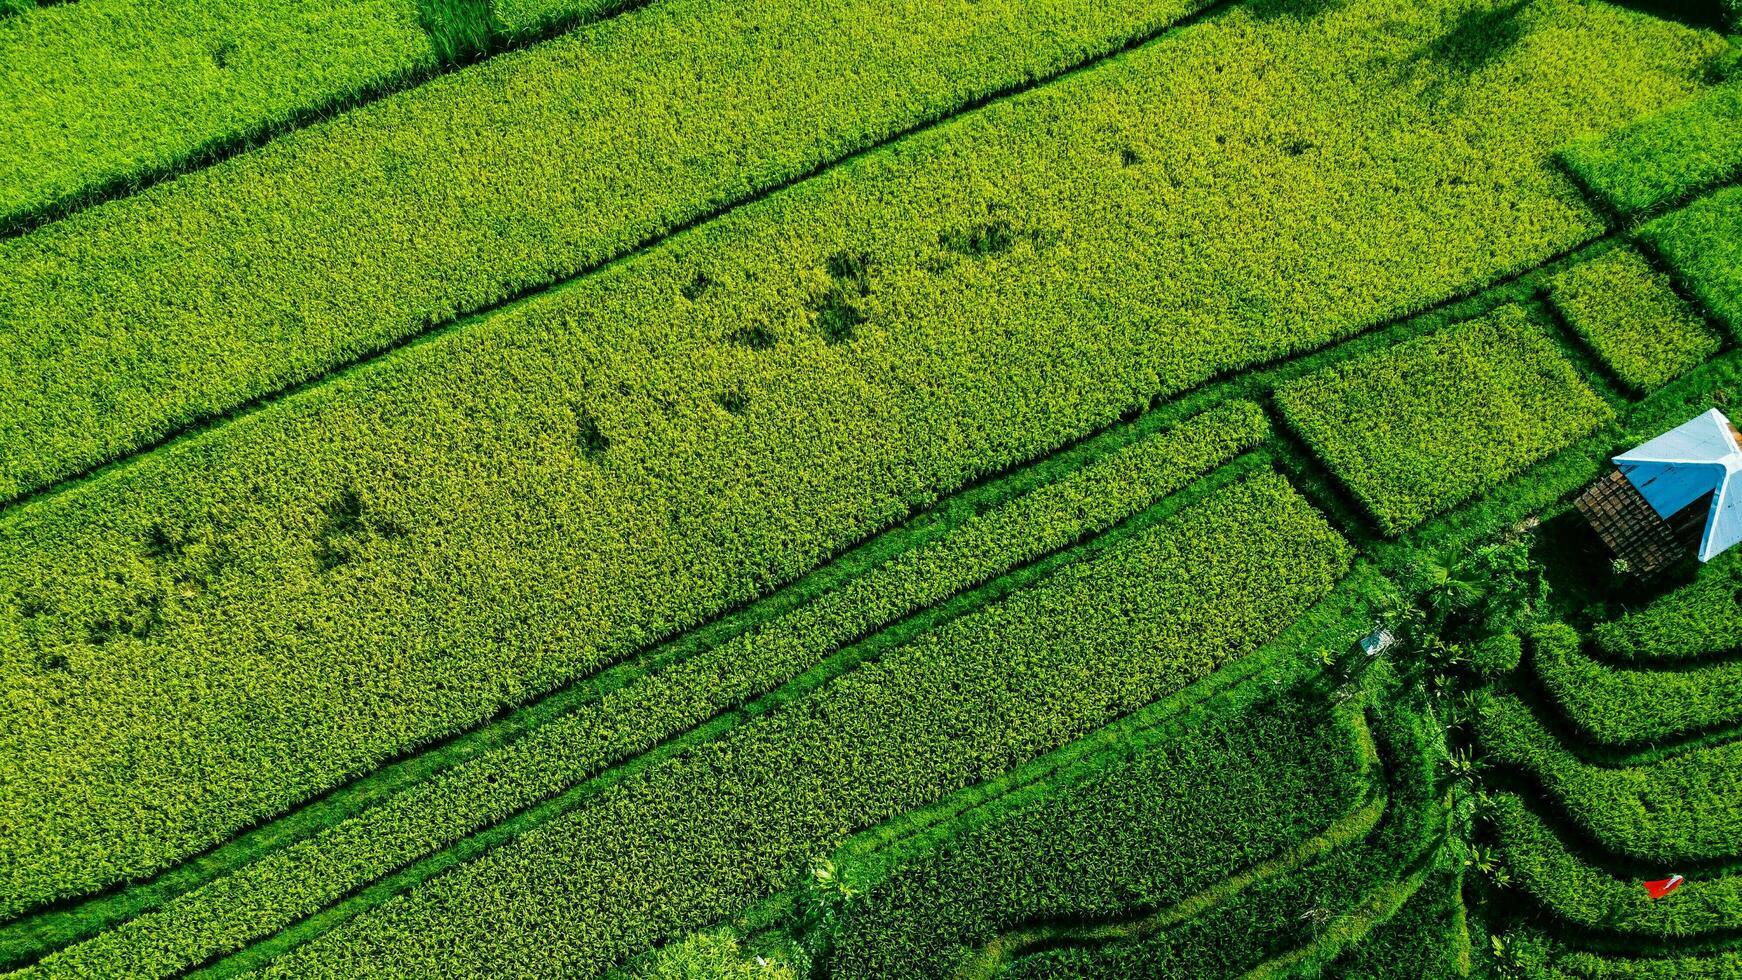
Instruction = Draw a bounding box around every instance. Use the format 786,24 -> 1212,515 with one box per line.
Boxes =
998,668 -> 1447,978
1561,80 -> 1742,219
1641,184 -> 1742,334
1534,623 -> 1742,744
0,0 -> 1704,918
1277,305 -> 1612,533
0,0 -> 1712,503
1593,550 -> 1742,658
3,403 -> 1269,979
4,0 -> 1739,975
1509,927 -> 1742,979
827,687 -> 1375,978
1491,794 -> 1742,939
1547,247 -> 1719,391
0,0 -> 667,236
247,471 -> 1350,977
1329,868 -> 1471,979
0,0 -> 437,230
0,0 -> 1218,501
1477,691 -> 1742,865
612,931 -> 795,980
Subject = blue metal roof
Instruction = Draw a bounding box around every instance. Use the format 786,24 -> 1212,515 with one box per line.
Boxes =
1615,409 -> 1742,563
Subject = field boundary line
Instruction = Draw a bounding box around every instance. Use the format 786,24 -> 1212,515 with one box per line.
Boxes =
959,793 -> 1389,980
1510,671 -> 1742,767
0,432 -> 1264,968
0,0 -> 1245,518
0,0 -> 654,240
171,455 -> 1275,979
1490,779 -> 1742,884
1238,845 -> 1442,980
951,707 -> 1388,980
2,214 -> 1610,949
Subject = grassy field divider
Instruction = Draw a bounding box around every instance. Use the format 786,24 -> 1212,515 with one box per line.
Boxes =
0,0 -> 1232,505
979,660 -> 1448,978
10,414 -> 1272,980
1533,624 -> 1742,746
1476,690 -> 1742,868
1559,81 -> 1742,222
959,792 -> 1389,980
0,0 -> 1712,932
1638,184 -> 1742,337
0,0 -> 638,239
1506,923 -> 1742,978
1276,304 -> 1614,535
234,470 -> 1351,978
1544,245 -> 1723,393
1490,792 -> 1742,942
1238,848 -> 1443,980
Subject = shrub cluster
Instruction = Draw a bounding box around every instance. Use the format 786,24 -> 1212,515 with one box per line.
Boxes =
1535,624 -> 1742,745
1477,692 -> 1742,866
251,472 -> 1351,978
1492,793 -> 1742,940
1471,630 -> 1524,681
0,0 -> 1704,918
1560,80 -> 1742,219
1547,247 -> 1719,392
1639,184 -> 1742,337
1276,304 -> 1612,534
827,690 -> 1374,979
10,404 -> 1269,979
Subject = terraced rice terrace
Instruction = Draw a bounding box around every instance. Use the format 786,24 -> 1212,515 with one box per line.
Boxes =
0,0 -> 1739,976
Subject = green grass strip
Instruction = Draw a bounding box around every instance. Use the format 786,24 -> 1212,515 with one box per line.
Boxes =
1561,80 -> 1742,220
1000,661 -> 1449,978
1238,852 -> 1441,980
0,0 -> 641,238
2,403 -> 1270,978
1508,925 -> 1742,979
968,795 -> 1390,980
1492,793 -> 1742,941
1547,246 -> 1720,392
0,0 -> 1719,506
1276,303 -> 1612,535
1327,866 -> 1471,979
1535,623 -> 1742,746
828,686 -> 1378,979
1478,691 -> 1742,866
237,471 -> 1351,978
0,0 -> 1713,921
1640,184 -> 1742,337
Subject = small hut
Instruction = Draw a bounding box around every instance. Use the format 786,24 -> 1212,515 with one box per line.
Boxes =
1577,409 -> 1742,574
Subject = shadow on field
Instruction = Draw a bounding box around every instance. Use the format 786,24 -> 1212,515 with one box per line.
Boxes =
1383,0 -> 1536,115
1605,0 -> 1730,31
1246,0 -> 1349,22
1535,508 -> 1698,626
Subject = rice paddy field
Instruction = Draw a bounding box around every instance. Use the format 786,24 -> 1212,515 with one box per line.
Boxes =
1,0 -> 1739,976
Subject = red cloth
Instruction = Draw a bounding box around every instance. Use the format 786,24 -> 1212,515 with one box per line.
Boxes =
1643,875 -> 1685,899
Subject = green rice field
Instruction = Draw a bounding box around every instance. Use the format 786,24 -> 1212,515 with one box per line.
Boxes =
1,0 -> 1739,975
